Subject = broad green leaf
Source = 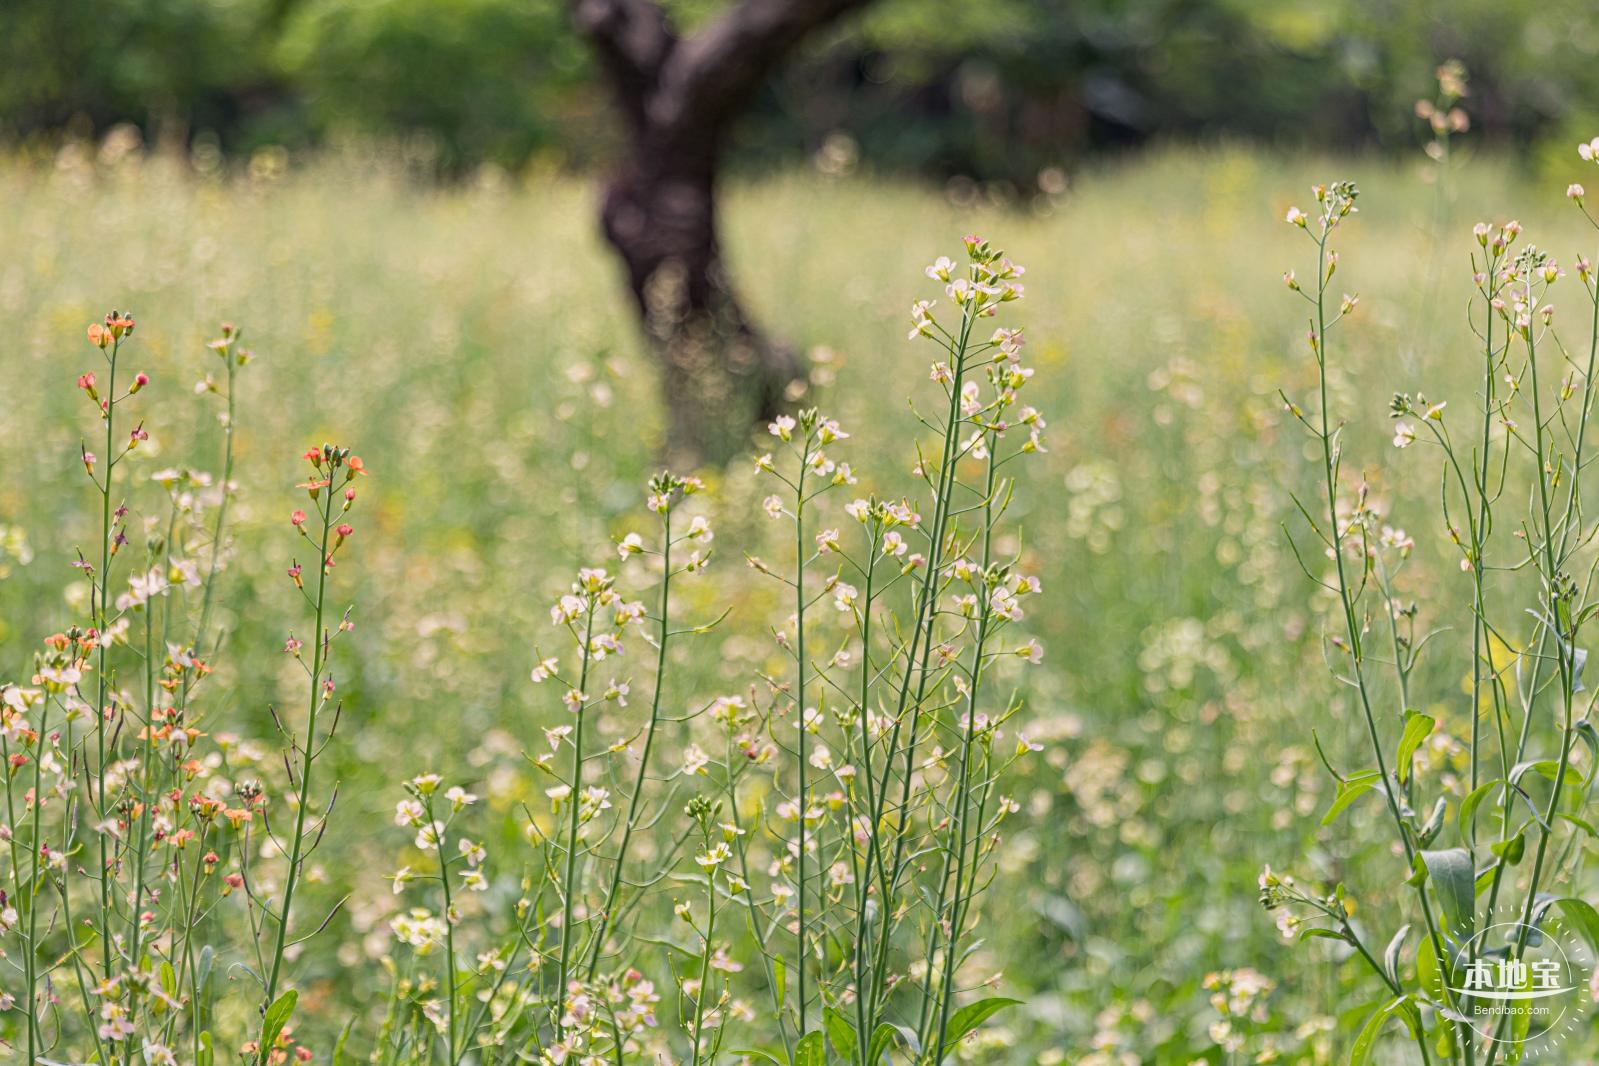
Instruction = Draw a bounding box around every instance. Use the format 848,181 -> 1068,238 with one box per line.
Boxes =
937,996 -> 1021,1055
1491,832 -> 1525,865
866,1022 -> 900,1064
1397,712 -> 1435,784
259,990 -> 298,1059
793,1029 -> 826,1066
1322,771 -> 1381,826
1510,759 -> 1558,786
1419,848 -> 1475,941
773,955 -> 787,1011
1350,997 -> 1421,1066
824,1007 -> 858,1061
1459,781 -> 1501,838
1531,896 -> 1599,952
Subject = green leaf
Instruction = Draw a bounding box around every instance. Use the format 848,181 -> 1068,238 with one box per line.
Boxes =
1510,759 -> 1559,786
1490,832 -> 1525,865
331,1021 -> 353,1066
793,1029 -> 826,1066
1397,712 -> 1435,784
1350,997 -> 1421,1066
1299,926 -> 1346,943
937,996 -> 1021,1055
1459,780 -> 1500,837
1322,770 -> 1382,826
1416,933 -> 1439,995
865,1022 -> 900,1064
197,1031 -> 214,1066
1532,896 -> 1599,951
1383,924 -> 1410,988
773,955 -> 787,1012
824,1007 -> 858,1061
1417,797 -> 1447,846
1419,848 -> 1476,940
259,990 -> 298,1060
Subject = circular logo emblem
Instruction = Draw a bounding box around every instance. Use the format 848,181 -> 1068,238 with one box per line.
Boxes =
1428,907 -> 1592,1058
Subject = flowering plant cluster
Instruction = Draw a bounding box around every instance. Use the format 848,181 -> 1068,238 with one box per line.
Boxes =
362,238 -> 1048,1065
0,315 -> 373,1064
6,243 -> 1042,1063
1268,149 -> 1599,1063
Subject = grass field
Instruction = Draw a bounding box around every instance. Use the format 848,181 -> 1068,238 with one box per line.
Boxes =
0,143 -> 1594,1062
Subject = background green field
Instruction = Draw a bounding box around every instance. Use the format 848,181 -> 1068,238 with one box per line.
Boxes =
0,145 -> 1594,1061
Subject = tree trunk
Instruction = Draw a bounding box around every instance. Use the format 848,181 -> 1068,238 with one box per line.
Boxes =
570,0 -> 876,464
600,149 -> 801,464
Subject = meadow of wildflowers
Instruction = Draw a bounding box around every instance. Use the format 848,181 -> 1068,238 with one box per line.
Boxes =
3,133 -> 1599,1064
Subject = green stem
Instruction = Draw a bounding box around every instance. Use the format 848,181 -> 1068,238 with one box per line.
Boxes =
586,507 -> 672,979
553,602 -> 597,1042
263,486 -> 336,1016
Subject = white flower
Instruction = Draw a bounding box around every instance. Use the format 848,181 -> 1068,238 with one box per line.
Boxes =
1392,422 -> 1416,449
617,532 -> 646,557
530,656 -> 559,683
1580,137 -> 1599,162
769,415 -> 797,441
696,842 -> 731,869
763,495 -> 784,519
833,583 -> 859,612
142,1040 -> 178,1066
394,799 -> 424,827
446,785 -> 478,810
683,745 -> 711,776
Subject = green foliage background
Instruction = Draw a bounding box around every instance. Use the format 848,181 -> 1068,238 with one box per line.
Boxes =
3,144 -> 1597,1059
6,0 -> 1599,176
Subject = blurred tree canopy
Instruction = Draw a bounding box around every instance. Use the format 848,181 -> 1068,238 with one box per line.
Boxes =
5,0 -> 1599,178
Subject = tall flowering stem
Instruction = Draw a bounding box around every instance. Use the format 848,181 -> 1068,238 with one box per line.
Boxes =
262,444 -> 369,1023
1271,164 -> 1599,1064
84,312 -> 138,999
1276,184 -> 1468,1064
585,471 -> 698,978
746,238 -> 1043,1060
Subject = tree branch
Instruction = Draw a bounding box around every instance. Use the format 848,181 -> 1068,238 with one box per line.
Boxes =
569,0 -> 678,131
651,0 -> 875,137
